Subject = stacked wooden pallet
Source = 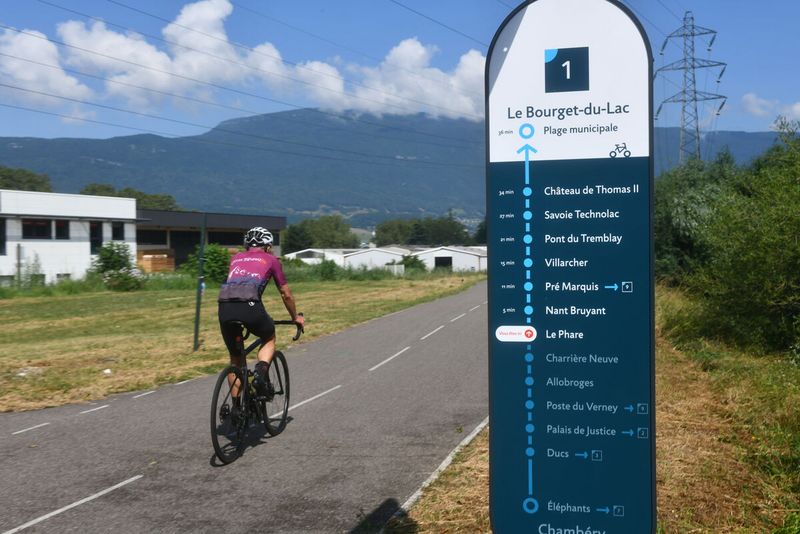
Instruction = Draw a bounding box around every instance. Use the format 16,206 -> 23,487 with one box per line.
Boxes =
137,249 -> 175,273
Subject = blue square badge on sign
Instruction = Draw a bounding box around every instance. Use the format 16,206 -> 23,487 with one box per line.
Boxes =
544,47 -> 589,93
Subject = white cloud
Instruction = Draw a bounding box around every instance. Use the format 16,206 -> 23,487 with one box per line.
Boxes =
0,27 -> 93,106
10,0 -> 486,122
742,92 -> 777,118
317,38 -> 485,120
782,101 -> 800,120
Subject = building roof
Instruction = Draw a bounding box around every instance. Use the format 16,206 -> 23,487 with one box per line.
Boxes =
412,246 -> 487,257
0,189 -> 136,220
137,209 -> 286,231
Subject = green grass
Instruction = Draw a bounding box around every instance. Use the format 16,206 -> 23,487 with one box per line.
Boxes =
0,274 -> 484,411
658,285 -> 800,531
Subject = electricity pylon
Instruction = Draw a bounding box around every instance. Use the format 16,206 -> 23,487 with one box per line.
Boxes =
655,11 -> 727,163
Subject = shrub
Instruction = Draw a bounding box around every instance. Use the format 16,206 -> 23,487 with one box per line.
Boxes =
690,128 -> 800,350
92,242 -> 135,274
400,255 -> 427,271
102,267 -> 144,291
180,243 -> 233,285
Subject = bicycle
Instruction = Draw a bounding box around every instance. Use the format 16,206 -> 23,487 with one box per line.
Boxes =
210,314 -> 304,464
609,142 -> 631,158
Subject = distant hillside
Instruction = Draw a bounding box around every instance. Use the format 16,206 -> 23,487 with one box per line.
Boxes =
0,109 -> 779,226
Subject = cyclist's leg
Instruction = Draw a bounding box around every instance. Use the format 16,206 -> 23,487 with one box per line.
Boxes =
219,304 -> 246,399
249,302 -> 276,378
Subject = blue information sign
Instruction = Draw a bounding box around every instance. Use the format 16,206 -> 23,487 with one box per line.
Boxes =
485,1 -> 655,532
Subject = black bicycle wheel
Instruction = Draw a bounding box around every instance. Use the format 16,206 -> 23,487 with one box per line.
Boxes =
210,365 -> 246,464
263,351 -> 290,436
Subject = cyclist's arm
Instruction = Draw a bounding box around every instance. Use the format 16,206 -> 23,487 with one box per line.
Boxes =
278,283 -> 304,326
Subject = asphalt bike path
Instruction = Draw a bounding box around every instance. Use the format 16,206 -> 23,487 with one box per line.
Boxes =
0,282 -> 488,533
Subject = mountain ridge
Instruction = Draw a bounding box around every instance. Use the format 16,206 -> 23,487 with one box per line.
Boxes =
0,109 -> 780,226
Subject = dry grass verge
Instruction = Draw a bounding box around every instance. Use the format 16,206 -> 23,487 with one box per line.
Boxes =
0,276 -> 482,412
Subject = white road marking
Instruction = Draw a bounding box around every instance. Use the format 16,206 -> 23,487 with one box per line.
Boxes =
11,422 -> 50,436
450,313 -> 466,323
176,378 -> 197,385
386,417 -> 489,530
481,300 -> 488,305
288,385 -> 342,412
79,405 -> 109,415
469,305 -> 480,312
368,347 -> 411,372
2,475 -> 143,534
420,325 -> 444,341
132,391 -> 155,399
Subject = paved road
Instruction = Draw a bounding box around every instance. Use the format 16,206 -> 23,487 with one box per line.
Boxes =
0,282 -> 488,534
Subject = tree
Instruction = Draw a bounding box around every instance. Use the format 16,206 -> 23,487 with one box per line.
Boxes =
375,219 -> 414,246
0,166 -> 52,191
80,183 -> 181,210
474,219 -> 486,244
282,215 -> 358,253
282,224 -> 313,254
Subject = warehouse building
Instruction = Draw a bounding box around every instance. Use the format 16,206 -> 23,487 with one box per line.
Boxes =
0,189 -> 137,285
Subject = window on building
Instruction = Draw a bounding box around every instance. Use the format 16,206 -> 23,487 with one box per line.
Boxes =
0,218 -> 5,255
112,221 -> 125,241
208,231 -> 241,246
137,229 -> 168,246
56,273 -> 71,281
90,221 -> 103,254
22,219 -> 52,239
55,220 -> 70,240
0,275 -> 14,287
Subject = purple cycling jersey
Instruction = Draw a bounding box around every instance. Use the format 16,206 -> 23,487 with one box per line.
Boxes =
225,249 -> 287,296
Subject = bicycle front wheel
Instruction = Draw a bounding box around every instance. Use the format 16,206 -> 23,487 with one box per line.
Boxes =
263,351 -> 290,436
211,365 -> 246,464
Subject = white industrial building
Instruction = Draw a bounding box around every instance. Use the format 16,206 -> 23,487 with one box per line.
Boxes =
283,247 -> 408,270
285,245 -> 487,272
411,246 -> 487,272
0,189 -> 137,285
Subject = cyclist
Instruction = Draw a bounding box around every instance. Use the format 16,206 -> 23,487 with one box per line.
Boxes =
218,227 -> 304,398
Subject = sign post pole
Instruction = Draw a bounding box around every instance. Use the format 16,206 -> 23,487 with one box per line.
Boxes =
485,1 -> 655,532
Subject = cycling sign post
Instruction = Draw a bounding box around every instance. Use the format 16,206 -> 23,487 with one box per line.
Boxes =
485,1 -> 655,532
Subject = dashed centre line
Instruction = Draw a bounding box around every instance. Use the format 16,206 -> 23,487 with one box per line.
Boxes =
469,305 -> 481,312
1,475 -> 143,534
450,313 -> 466,322
132,391 -> 155,399
288,385 -> 342,412
175,378 -> 197,385
79,405 -> 109,415
420,325 -> 445,341
11,422 -> 50,436
369,346 -> 411,372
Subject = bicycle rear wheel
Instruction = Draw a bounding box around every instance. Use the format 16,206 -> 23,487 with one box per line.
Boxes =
263,351 -> 290,436
211,365 -> 246,464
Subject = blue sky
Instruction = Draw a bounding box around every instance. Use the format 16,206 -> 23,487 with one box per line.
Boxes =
0,0 -> 796,139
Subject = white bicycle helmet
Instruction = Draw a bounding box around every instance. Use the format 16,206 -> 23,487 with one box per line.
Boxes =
244,227 -> 273,248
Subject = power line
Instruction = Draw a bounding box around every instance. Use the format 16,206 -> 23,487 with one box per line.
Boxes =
0,81 -> 481,168
653,0 -> 682,22
229,0 -> 484,99
386,0 -> 489,48
39,0 -> 482,121
0,102 -> 482,171
0,51 -> 477,151
0,24 -> 481,146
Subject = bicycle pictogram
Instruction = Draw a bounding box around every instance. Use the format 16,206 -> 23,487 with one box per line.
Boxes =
609,143 -> 631,158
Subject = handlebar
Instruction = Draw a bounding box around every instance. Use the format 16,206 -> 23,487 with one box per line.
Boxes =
236,312 -> 305,342
274,312 -> 305,341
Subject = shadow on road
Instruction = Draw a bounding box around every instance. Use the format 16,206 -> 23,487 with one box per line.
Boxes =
348,498 -> 419,534
208,416 -> 295,467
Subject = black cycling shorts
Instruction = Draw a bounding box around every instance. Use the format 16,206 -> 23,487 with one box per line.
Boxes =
218,301 -> 275,356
